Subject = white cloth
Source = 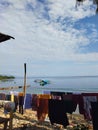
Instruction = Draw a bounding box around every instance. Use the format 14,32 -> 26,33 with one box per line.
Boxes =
83,96 -> 97,120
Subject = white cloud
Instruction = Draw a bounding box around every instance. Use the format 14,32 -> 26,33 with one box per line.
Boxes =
0,0 -> 98,76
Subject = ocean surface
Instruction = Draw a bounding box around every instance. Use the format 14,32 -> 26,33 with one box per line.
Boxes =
0,76 -> 98,94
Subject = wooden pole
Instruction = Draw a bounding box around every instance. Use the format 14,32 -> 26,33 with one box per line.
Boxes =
23,63 -> 27,114
23,63 -> 26,96
9,110 -> 13,130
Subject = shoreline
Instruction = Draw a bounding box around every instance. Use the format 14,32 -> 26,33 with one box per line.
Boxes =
13,110 -> 93,130
0,108 -> 93,130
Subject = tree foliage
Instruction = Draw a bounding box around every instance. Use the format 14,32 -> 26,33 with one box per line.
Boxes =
0,75 -> 15,80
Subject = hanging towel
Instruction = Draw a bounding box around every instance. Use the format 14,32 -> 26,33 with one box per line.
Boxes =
91,102 -> 98,130
24,93 -> 32,109
50,91 -> 65,100
18,94 -> 24,114
32,94 -> 38,111
48,99 -> 69,128
83,96 -> 97,120
37,98 -> 48,121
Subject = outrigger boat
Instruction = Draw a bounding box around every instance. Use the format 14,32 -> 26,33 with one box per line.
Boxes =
34,79 -> 50,86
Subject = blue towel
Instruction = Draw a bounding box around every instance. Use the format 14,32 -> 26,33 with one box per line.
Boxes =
44,91 -> 50,94
24,94 -> 32,109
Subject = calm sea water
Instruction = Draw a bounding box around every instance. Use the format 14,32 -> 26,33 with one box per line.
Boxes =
0,76 -> 98,94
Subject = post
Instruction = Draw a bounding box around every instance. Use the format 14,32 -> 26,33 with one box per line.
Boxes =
23,63 -> 27,114
9,110 -> 13,130
23,63 -> 26,96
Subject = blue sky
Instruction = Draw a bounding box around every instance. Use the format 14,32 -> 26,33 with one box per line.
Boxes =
0,0 -> 98,77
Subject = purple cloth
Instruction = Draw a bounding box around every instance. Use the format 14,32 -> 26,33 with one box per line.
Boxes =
24,94 -> 32,109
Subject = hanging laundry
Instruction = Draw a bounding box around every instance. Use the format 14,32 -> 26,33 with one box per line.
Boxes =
83,96 -> 97,120
37,98 -> 48,121
50,91 -> 65,100
32,94 -> 38,111
0,93 -> 6,100
24,93 -> 32,109
48,99 -> 76,128
91,102 -> 98,130
18,93 -> 24,114
37,94 -> 51,121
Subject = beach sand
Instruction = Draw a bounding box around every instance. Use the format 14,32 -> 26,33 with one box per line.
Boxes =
0,108 -> 93,130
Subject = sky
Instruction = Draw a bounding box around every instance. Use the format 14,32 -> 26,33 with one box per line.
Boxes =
0,0 -> 98,77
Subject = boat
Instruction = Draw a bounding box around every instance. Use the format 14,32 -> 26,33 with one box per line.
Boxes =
34,79 -> 50,86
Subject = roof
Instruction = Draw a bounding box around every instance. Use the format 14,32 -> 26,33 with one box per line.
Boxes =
0,32 -> 15,43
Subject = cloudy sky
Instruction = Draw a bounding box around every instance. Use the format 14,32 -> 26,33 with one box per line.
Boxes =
0,0 -> 98,77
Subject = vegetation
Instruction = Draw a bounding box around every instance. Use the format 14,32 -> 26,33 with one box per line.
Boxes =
0,75 -> 15,80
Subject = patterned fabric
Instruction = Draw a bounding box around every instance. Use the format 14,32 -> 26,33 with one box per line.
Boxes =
0,100 -> 15,112
0,93 -> 6,100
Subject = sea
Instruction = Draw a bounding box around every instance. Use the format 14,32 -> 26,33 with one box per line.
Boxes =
0,76 -> 98,94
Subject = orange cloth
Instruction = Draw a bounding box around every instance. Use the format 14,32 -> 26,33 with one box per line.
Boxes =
18,92 -> 24,96
38,94 -> 51,99
37,98 -> 48,121
36,94 -> 51,121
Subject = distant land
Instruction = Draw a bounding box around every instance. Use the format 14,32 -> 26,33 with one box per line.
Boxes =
0,75 -> 15,80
